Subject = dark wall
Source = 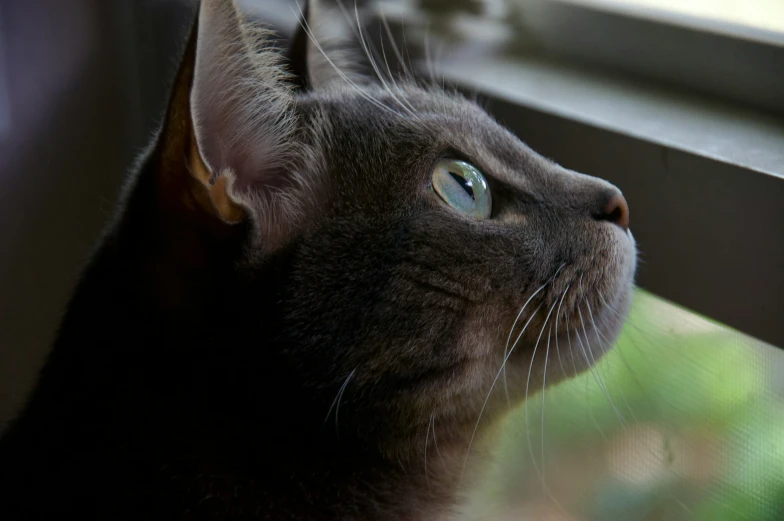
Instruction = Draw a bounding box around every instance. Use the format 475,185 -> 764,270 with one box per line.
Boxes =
0,0 -> 196,428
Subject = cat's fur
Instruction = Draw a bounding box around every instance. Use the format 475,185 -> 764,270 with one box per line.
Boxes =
0,1 -> 636,519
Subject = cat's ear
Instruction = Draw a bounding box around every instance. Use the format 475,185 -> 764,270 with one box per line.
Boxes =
286,0 -> 370,90
175,0 -> 317,249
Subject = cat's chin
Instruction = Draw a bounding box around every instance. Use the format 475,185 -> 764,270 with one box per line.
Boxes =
554,282 -> 633,379
501,277 -> 634,388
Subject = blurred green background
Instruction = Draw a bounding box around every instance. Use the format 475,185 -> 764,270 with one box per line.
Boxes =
467,289 -> 784,521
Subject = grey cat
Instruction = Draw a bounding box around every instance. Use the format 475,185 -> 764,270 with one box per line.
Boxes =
0,0 -> 636,519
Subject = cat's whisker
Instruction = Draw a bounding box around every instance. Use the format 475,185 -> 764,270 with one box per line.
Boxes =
553,284 -> 572,378
349,3 -> 397,93
594,300 -> 650,398
597,292 -> 655,344
586,301 -> 640,424
588,305 -> 685,464
586,298 -> 662,414
540,324 -> 553,497
503,264 -> 567,407
424,410 -> 432,492
598,291 -> 707,382
591,302 -> 727,519
430,412 -> 445,466
423,22 -> 437,88
431,38 -> 447,94
376,5 -> 415,82
378,36 -> 399,91
460,301 -> 544,486
591,295 -> 620,348
596,291 -> 667,368
347,1 -> 420,119
577,306 -> 627,428
375,33 -> 419,117
323,367 -> 357,436
583,298 -> 626,410
598,294 -> 684,415
565,311 -> 608,440
503,281 -> 549,409
291,3 -> 399,117
334,0 -> 397,92
565,278 -> 614,442
334,0 -> 389,84
576,276 -> 612,393
523,297 -> 566,509
396,14 -> 419,91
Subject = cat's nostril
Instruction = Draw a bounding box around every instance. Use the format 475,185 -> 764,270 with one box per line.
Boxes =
595,193 -> 630,231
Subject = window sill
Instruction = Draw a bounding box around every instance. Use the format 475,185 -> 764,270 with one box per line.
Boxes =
436,51 -> 784,179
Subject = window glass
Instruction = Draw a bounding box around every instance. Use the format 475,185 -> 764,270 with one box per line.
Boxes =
572,0 -> 784,34
466,289 -> 784,520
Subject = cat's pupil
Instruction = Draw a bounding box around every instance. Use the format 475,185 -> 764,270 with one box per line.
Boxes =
449,171 -> 474,199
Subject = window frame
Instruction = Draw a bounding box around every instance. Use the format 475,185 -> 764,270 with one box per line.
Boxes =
503,0 -> 784,115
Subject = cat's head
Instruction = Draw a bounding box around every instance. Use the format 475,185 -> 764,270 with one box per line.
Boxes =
150,0 -> 636,456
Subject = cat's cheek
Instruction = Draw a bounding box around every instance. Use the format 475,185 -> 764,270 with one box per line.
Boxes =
620,232 -> 639,285
596,251 -> 636,353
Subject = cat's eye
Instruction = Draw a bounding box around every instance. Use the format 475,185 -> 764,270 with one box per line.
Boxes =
431,159 -> 492,219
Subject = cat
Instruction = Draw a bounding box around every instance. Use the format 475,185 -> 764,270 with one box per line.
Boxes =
0,0 -> 636,519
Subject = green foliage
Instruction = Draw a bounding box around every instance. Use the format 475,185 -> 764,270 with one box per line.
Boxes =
473,289 -> 784,521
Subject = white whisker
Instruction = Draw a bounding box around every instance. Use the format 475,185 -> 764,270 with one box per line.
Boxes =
540,324 -> 553,497
592,300 -> 739,518
430,413 -> 444,466
586,300 -> 637,419
459,302 -> 543,485
377,5 -> 414,81
422,21 -> 437,88
597,291 -> 683,413
503,282 -> 548,408
290,3 -> 400,117
522,298 -> 570,513
553,284 -> 572,378
566,304 -> 608,441
323,368 -> 357,436
524,299 -> 559,486
503,264 -> 566,408
348,1 -> 420,118
577,306 -> 627,427
424,410 -> 432,491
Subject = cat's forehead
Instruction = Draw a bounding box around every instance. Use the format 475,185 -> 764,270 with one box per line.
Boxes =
297,84 -> 551,187
304,83 -> 495,129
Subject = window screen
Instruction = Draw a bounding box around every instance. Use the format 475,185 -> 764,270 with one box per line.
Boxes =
464,289 -> 784,520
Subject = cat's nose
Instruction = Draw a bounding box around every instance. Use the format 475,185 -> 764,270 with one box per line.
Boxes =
593,190 -> 630,231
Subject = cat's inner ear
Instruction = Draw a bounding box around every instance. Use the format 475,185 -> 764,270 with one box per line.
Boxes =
286,0 -> 371,90
187,0 -> 299,227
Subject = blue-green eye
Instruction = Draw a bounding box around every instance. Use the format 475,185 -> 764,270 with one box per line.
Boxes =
432,159 -> 492,219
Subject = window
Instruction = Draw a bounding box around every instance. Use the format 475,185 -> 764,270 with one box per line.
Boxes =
465,290 -> 784,520
582,0 -> 784,34
369,1 -> 784,519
